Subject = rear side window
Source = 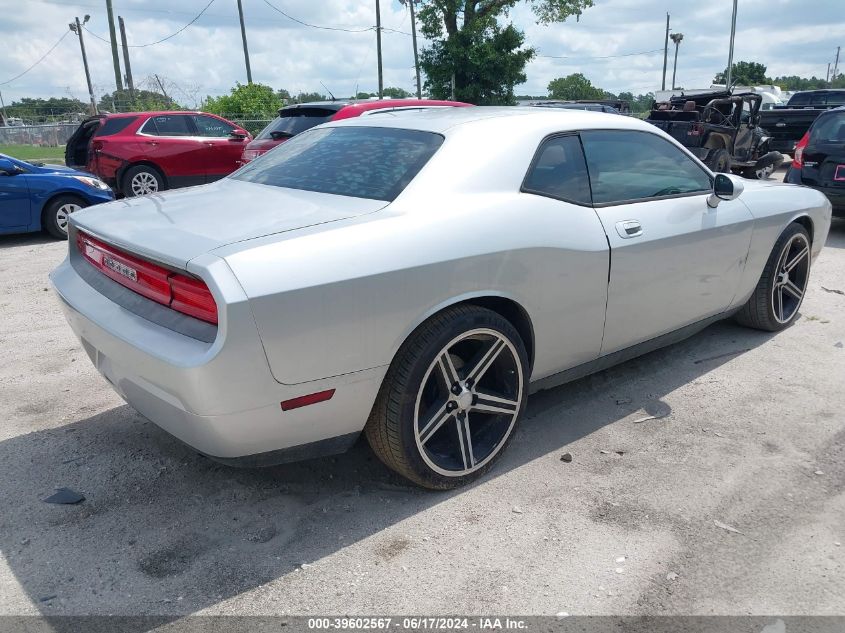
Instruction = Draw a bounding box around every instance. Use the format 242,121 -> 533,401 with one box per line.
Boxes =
256,108 -> 338,140
94,116 -> 138,137
810,112 -> 845,142
522,135 -> 592,205
233,126 -> 443,201
580,130 -> 712,204
143,115 -> 193,137
821,92 -> 845,107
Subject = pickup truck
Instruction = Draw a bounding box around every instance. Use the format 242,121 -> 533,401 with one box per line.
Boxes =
759,89 -> 845,155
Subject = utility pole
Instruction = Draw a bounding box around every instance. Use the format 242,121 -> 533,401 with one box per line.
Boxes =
155,74 -> 170,104
375,0 -> 384,98
0,90 -> 8,124
69,16 -> 97,115
834,46 -> 841,82
105,0 -> 123,94
827,63 -> 831,85
118,16 -> 135,104
726,0 -> 738,89
661,13 -> 670,91
670,33 -> 684,90
402,0 -> 422,99
236,0 -> 253,84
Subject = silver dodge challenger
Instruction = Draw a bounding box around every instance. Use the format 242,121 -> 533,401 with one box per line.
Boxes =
50,107 -> 832,489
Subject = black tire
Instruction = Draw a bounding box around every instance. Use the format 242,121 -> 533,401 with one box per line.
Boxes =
42,195 -> 87,239
706,148 -> 732,173
735,223 -> 811,331
365,305 -> 529,490
122,164 -> 165,197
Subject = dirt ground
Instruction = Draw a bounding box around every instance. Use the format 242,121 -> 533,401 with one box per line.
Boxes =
0,171 -> 843,618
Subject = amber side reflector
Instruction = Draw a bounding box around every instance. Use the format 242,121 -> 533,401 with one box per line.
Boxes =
280,389 -> 336,411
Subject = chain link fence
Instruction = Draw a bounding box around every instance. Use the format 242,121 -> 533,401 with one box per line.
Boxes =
0,123 -> 78,147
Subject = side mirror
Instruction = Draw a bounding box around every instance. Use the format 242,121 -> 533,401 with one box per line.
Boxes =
0,158 -> 20,176
707,173 -> 745,208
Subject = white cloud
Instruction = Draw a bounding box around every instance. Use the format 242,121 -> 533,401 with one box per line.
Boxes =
1,0 -> 842,104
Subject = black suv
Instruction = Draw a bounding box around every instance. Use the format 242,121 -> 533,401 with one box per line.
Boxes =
785,106 -> 845,217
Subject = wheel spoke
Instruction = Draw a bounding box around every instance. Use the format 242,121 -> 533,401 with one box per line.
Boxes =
437,352 -> 460,387
418,400 -> 452,445
466,338 -> 506,384
784,245 -> 809,272
455,415 -> 475,469
776,288 -> 785,321
783,279 -> 804,300
473,390 -> 519,415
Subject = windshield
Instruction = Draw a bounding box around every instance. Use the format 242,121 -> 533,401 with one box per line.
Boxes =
233,126 -> 444,201
256,107 -> 339,140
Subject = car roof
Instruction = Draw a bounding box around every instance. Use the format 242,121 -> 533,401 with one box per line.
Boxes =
279,99 -> 468,115
101,111 -> 203,118
322,106 -> 653,136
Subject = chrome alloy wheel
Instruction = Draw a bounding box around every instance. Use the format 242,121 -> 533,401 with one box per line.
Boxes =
413,328 -> 524,477
771,232 -> 810,324
755,164 -> 775,180
55,202 -> 81,234
131,172 -> 159,196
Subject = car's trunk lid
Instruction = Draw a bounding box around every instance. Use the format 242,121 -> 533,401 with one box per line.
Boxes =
70,178 -> 388,268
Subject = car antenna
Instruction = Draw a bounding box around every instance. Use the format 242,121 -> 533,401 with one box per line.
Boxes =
320,81 -> 336,102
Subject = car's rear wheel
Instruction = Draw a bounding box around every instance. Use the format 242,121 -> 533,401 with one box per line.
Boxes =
123,165 -> 164,197
43,195 -> 86,239
735,222 -> 811,331
706,148 -> 732,173
365,305 -> 528,489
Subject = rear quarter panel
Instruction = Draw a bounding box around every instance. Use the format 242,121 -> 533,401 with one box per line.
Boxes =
729,182 -> 831,310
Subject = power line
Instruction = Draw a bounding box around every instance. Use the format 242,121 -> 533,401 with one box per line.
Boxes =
261,0 -> 374,33
83,0 -> 216,48
0,31 -> 71,86
538,48 -> 664,60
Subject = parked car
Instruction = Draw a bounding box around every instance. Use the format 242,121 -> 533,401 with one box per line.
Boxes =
65,111 -> 251,197
647,90 -> 783,178
51,108 -> 831,489
785,106 -> 845,217
759,89 -> 845,155
0,153 -> 113,238
240,99 -> 471,163
531,101 -> 622,114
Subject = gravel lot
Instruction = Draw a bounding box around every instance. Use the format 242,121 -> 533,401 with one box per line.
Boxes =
0,172 -> 843,618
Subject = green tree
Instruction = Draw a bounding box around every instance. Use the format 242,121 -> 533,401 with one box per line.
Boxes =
713,61 -> 769,85
294,92 -> 327,103
5,97 -> 88,123
382,86 -> 412,98
356,91 -> 376,100
98,89 -> 179,113
547,73 -> 605,100
418,0 -> 592,105
203,82 -> 282,117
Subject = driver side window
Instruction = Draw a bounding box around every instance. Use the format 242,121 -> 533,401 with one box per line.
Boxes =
580,130 -> 712,205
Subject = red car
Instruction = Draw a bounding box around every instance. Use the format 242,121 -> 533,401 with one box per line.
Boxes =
65,111 -> 251,197
241,99 -> 471,163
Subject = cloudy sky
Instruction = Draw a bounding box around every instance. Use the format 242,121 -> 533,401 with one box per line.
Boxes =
1,0 -> 842,105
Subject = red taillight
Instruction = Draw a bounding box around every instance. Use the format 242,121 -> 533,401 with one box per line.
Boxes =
792,132 -> 809,169
280,389 -> 336,411
169,273 -> 218,324
76,232 -> 218,325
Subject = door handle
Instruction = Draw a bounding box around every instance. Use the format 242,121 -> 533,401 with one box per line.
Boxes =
615,220 -> 643,239
144,141 -> 158,146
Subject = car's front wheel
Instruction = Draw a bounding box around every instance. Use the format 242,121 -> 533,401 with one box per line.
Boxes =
122,165 -> 164,197
43,195 -> 86,239
366,305 -> 528,489
736,222 -> 811,331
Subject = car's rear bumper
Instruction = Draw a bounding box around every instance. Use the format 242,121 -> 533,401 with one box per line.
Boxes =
49,252 -> 385,464
785,167 -> 845,217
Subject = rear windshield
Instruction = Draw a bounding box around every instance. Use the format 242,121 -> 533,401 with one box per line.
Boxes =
233,126 -> 444,201
810,112 -> 845,142
256,107 -> 338,140
94,116 -> 138,137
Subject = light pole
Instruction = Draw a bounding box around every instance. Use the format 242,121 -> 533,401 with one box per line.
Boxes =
400,0 -> 422,99
726,0 -> 738,89
69,15 -> 97,114
670,32 -> 684,90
